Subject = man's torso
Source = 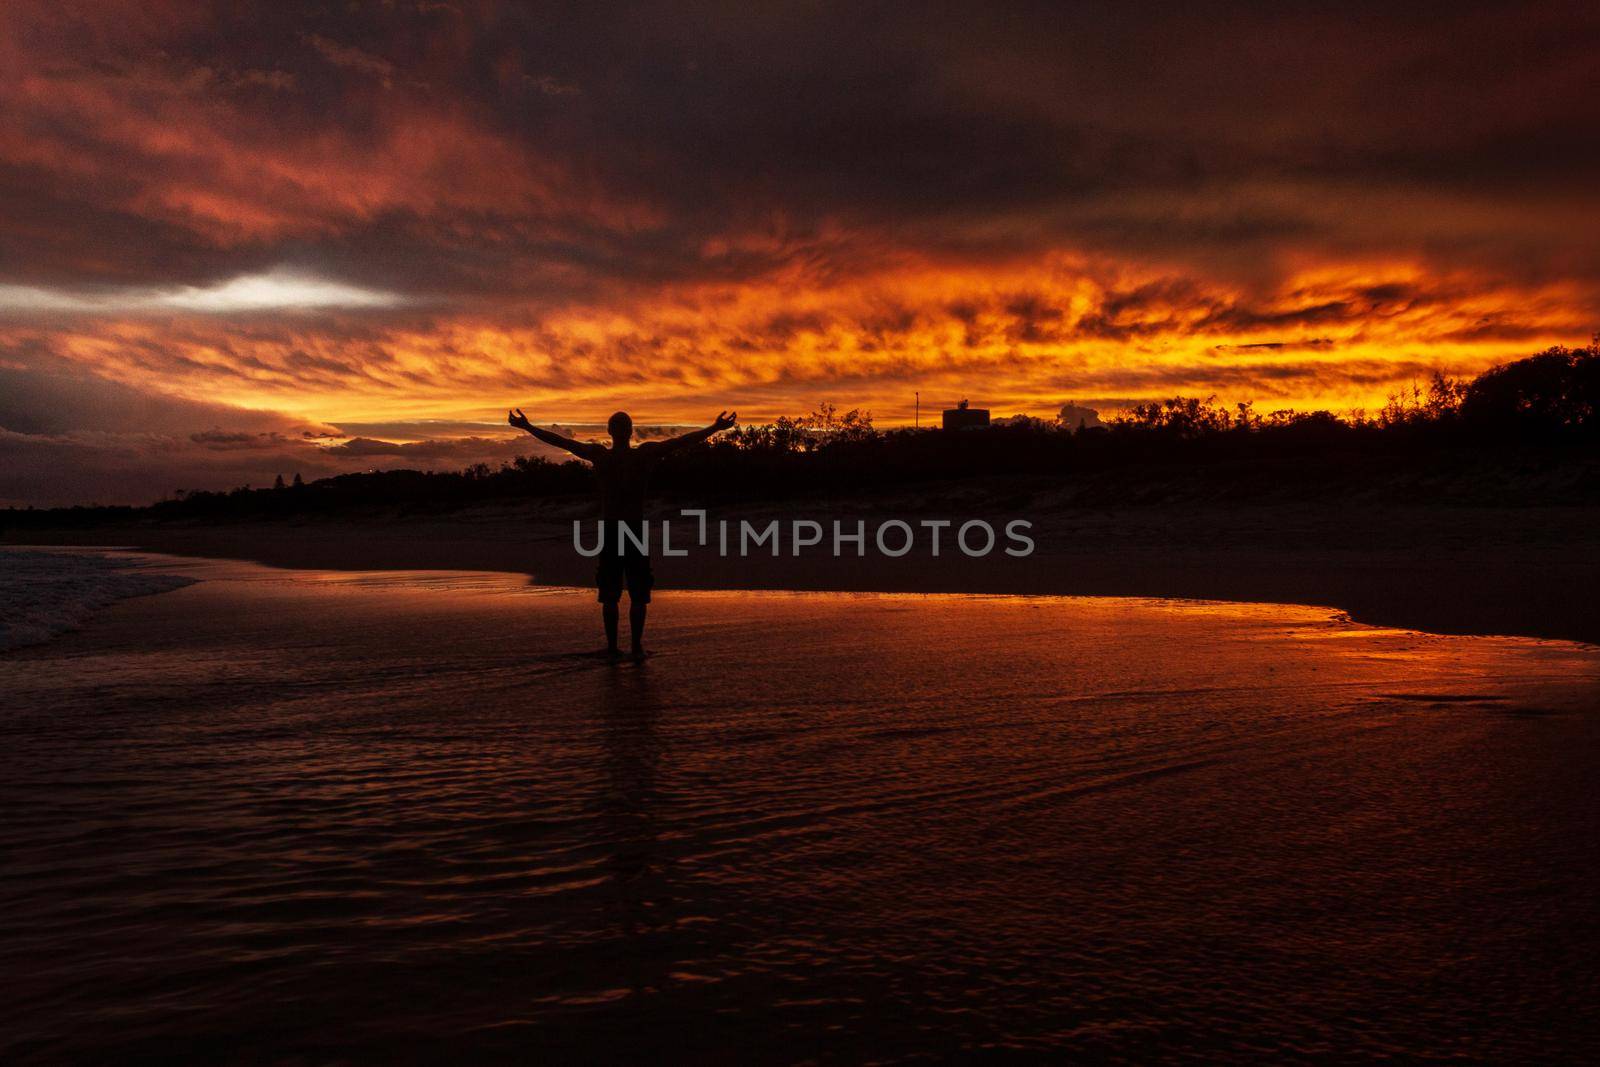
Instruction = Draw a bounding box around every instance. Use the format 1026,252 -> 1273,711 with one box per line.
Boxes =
590,444 -> 663,525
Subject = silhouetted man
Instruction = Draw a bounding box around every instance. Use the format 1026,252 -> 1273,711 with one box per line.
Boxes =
510,407 -> 736,659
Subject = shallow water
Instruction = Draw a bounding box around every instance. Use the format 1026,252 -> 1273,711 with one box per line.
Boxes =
2,554 -> 1597,1062
0,547 -> 196,650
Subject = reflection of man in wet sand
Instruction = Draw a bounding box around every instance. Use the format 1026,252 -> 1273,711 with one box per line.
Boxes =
510,408 -> 736,659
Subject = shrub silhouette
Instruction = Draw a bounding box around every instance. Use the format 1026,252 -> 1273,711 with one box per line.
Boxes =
1461,340 -> 1599,437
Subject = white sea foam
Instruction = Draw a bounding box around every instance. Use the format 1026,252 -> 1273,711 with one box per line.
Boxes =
0,549 -> 197,651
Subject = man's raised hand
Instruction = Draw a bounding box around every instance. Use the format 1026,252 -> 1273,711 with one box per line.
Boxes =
509,408 -> 531,431
712,411 -> 737,432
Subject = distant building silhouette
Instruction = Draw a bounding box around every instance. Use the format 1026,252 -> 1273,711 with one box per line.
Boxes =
942,399 -> 990,431
1058,403 -> 1104,430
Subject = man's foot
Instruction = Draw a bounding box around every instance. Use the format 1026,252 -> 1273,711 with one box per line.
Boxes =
605,646 -> 623,661
630,647 -> 649,662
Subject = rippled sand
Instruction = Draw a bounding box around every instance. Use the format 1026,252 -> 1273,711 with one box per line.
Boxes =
2,554 -> 1597,1062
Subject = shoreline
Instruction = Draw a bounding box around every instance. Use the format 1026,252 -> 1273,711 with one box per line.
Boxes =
10,501 -> 1600,647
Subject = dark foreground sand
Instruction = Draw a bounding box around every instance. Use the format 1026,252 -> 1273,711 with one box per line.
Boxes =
9,501 -> 1600,645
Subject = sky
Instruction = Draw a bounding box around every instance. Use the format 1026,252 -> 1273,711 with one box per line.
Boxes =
2,1 -> 1598,505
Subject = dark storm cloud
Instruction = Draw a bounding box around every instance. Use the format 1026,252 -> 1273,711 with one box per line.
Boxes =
0,359 -> 330,437
0,425 -> 557,507
3,0 -> 1597,299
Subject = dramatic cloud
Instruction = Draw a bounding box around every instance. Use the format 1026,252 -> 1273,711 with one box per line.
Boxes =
1,0 -> 1596,503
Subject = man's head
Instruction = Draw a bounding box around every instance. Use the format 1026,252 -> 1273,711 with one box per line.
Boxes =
607,410 -> 633,445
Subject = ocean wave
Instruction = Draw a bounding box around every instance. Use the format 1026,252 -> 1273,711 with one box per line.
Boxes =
0,549 -> 196,651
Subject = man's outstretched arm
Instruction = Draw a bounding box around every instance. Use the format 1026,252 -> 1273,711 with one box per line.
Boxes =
508,409 -> 602,459
651,411 -> 738,455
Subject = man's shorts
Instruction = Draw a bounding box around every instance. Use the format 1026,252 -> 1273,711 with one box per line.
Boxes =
596,543 -> 653,604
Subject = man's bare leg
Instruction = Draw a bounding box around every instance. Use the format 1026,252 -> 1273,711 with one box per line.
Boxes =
629,600 -> 648,658
602,602 -> 620,656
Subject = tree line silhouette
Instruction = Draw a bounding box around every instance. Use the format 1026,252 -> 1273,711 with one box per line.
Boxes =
6,339 -> 1597,528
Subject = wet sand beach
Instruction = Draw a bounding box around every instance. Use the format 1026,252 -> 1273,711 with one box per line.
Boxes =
2,552 -> 1598,1061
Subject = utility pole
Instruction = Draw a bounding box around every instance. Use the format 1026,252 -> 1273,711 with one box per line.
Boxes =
915,391 -> 919,428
